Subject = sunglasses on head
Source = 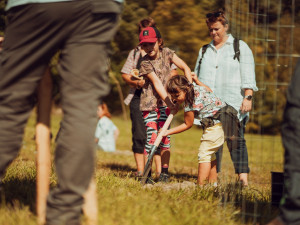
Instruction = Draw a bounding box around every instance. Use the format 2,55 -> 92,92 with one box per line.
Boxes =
206,11 -> 224,18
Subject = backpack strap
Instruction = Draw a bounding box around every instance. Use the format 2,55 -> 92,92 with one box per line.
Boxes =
233,38 -> 240,62
196,44 -> 209,75
133,47 -> 142,70
133,47 -> 139,60
199,44 -> 209,66
136,53 -> 143,70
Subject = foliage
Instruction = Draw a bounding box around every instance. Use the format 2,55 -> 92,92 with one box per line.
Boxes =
226,0 -> 300,134
0,0 -> 300,134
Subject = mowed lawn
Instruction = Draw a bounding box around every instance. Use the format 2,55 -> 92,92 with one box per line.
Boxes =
0,110 -> 283,225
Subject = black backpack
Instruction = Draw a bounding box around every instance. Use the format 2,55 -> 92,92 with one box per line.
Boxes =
197,38 -> 240,72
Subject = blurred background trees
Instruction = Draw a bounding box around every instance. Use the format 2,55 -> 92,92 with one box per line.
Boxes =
0,0 -> 299,134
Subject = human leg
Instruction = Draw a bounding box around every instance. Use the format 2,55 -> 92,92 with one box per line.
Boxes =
227,117 -> 250,186
143,109 -> 159,180
154,154 -> 162,177
130,96 -> 146,175
134,153 -> 144,176
277,59 -> 300,225
197,162 -> 211,186
157,107 -> 171,182
45,4 -> 119,224
198,124 -> 224,186
0,3 -> 63,182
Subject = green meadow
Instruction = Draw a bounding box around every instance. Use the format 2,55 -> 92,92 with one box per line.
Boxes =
0,111 -> 283,225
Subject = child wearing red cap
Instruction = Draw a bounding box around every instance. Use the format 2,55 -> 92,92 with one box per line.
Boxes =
138,27 -> 210,183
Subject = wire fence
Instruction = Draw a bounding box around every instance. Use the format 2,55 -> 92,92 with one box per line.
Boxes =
211,0 -> 300,224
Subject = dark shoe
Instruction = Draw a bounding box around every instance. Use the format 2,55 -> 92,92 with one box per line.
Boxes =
157,173 -> 169,183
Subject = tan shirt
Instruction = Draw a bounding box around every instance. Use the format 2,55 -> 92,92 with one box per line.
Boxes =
139,47 -> 175,111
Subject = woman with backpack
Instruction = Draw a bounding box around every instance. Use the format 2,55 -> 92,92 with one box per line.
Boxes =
194,10 -> 258,186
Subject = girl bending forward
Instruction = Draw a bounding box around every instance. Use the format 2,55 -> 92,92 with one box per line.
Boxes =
164,75 -> 234,186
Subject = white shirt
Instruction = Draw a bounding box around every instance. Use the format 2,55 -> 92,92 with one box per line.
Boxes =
194,34 -> 258,121
95,116 -> 118,152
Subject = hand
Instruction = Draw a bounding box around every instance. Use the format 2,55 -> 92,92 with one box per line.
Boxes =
191,72 -> 197,82
164,96 -> 179,114
158,128 -> 168,137
137,79 -> 145,89
203,85 -> 212,92
170,104 -> 179,115
240,98 -> 252,114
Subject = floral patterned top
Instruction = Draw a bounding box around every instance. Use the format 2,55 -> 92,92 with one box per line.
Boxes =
139,47 -> 175,111
184,84 -> 226,125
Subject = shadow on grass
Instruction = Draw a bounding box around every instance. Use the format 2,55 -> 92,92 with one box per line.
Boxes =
0,177 -> 36,213
102,163 -> 135,174
169,171 -> 197,181
217,182 -> 279,225
102,162 -> 197,180
102,162 -> 279,224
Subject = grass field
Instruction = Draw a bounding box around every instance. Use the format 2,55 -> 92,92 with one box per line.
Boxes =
0,110 -> 283,225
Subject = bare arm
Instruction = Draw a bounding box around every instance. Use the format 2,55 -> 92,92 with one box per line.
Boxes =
147,72 -> 175,110
172,54 -> 192,83
114,128 -> 120,141
191,72 -> 212,92
165,111 -> 194,136
121,73 -> 145,89
240,88 -> 253,113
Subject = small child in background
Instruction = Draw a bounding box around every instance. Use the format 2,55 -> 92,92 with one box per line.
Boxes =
95,103 -> 119,152
163,75 -> 239,186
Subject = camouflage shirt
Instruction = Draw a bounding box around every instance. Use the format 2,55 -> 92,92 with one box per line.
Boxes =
139,47 -> 175,111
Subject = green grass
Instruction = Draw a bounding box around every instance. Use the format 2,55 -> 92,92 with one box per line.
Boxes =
0,110 -> 283,225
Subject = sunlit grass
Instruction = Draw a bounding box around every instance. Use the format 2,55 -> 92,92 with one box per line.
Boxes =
0,110 -> 283,224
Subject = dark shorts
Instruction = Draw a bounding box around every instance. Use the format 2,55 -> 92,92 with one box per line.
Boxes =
130,90 -> 146,154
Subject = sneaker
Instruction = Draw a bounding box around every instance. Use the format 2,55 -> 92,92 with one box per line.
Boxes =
157,173 -> 169,183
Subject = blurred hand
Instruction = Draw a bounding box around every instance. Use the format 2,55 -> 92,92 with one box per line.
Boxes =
138,79 -> 145,88
191,72 -> 197,82
158,128 -> 168,137
240,98 -> 252,114
204,85 -> 212,92
164,96 -> 175,110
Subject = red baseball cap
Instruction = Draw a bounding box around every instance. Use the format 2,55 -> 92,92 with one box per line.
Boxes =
139,27 -> 161,44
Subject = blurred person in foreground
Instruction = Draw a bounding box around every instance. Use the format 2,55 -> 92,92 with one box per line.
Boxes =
194,9 -> 258,186
267,60 -> 300,225
0,0 -> 122,224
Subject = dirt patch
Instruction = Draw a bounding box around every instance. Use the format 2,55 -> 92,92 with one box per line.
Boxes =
143,181 -> 196,191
